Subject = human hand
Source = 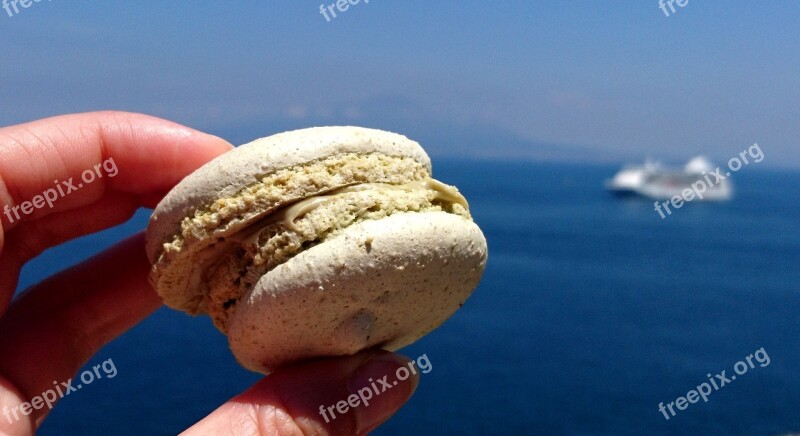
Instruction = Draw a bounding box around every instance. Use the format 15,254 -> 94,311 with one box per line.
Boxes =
0,112 -> 418,435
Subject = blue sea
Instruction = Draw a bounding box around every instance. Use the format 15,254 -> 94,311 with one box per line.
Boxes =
17,160 -> 800,435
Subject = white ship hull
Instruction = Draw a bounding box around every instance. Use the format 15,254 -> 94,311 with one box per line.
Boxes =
606,157 -> 733,202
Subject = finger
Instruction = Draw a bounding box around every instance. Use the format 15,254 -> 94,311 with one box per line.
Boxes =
0,111 -> 232,306
0,375 -> 33,435
0,111 -> 232,232
0,233 -> 160,427
0,192 -> 139,312
184,350 -> 420,436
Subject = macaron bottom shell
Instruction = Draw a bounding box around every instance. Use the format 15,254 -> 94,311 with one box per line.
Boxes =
226,211 -> 488,374
204,179 -> 471,333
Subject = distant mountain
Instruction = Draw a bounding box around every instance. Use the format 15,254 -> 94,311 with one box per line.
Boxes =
210,94 -> 622,164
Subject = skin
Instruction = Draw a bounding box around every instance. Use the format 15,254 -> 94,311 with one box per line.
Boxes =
0,112 -> 417,435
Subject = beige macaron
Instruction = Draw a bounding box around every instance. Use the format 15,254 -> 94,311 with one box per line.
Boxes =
146,126 -> 488,373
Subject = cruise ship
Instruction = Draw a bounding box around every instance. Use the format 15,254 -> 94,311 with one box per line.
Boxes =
605,156 -> 732,201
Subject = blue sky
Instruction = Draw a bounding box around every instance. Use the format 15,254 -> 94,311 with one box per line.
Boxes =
1,1 -> 798,167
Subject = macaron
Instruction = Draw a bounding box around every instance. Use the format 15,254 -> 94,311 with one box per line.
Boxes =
146,126 -> 488,373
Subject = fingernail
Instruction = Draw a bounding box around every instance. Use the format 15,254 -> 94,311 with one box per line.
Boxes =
348,351 -> 419,434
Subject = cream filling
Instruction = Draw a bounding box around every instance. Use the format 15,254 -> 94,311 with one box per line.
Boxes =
232,178 -> 468,242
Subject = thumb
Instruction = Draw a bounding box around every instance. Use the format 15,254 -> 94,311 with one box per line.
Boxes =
183,350 -> 419,436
